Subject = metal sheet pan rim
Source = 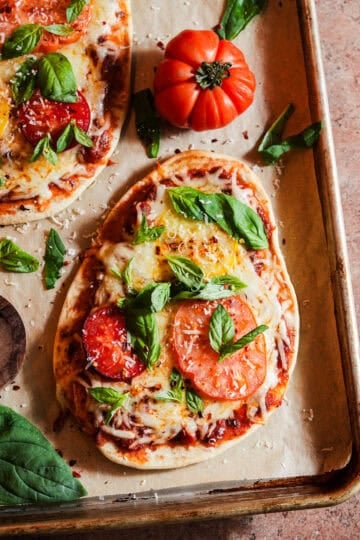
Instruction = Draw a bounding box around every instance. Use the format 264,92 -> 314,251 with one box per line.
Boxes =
1,0 -> 359,534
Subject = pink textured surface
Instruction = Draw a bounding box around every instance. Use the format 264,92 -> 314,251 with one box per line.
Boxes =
15,1 -> 360,538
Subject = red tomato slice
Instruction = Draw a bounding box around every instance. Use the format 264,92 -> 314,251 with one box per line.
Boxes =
173,296 -> 266,401
0,0 -> 91,53
17,90 -> 91,146
82,305 -> 145,381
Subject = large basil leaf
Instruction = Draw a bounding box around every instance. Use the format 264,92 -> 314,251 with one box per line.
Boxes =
0,406 -> 87,504
123,282 -> 171,314
258,103 -> 295,152
168,187 -> 207,221
44,24 -> 74,36
167,256 -> 204,290
174,281 -> 235,301
44,228 -> 66,289
11,57 -> 37,105
132,214 -> 165,245
30,134 -> 57,165
38,53 -> 77,103
168,187 -> 268,250
134,89 -> 161,158
216,0 -> 267,41
88,387 -> 128,424
0,239 -> 39,273
2,24 -> 43,59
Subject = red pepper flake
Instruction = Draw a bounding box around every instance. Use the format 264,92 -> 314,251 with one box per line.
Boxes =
12,385 -> 20,391
174,148 -> 181,154
69,459 -> 77,467
156,41 -> 165,50
242,130 -> 249,140
72,471 -> 81,478
211,138 -> 218,143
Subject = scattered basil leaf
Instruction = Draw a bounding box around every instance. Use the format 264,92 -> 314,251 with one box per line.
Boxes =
209,304 -> 235,354
186,389 -> 204,414
168,187 -> 207,221
0,405 -> 87,504
259,122 -> 323,164
44,228 -> 66,289
56,120 -> 93,153
0,238 -> 39,273
30,134 -> 57,165
132,214 -> 165,245
2,24 -> 43,60
56,122 -> 74,153
0,177 -> 6,187
11,57 -> 37,105
126,312 -> 161,368
44,24 -> 74,36
167,256 -> 204,291
156,368 -> 184,403
38,52 -> 77,103
66,0 -> 90,24
219,324 -> 268,362
112,257 -> 137,296
258,104 -> 322,164
88,387 -> 128,425
168,187 -> 268,250
211,274 -> 246,290
216,0 -> 267,41
258,103 -> 295,152
134,88 -> 161,158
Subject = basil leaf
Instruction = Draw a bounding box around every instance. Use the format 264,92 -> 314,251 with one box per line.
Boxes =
0,405 -> 86,504
259,122 -> 323,165
66,0 -> 90,24
211,274 -> 246,290
38,52 -> 77,103
73,122 -> 93,147
199,192 -> 268,250
127,282 -> 171,313
11,57 -> 37,105
258,103 -> 295,152
30,134 -> 57,165
216,0 -> 267,41
186,389 -> 204,414
44,24 -> 74,36
2,24 -> 43,60
44,228 -> 66,289
168,186 -> 207,221
0,238 -> 39,273
127,313 -> 160,368
56,122 -> 74,153
88,387 -> 128,424
209,304 -> 235,353
132,214 -> 165,245
219,324 -> 268,361
0,177 -> 6,187
156,368 -> 184,403
174,282 -> 234,301
168,187 -> 268,250
134,88 -> 160,158
167,256 -> 204,290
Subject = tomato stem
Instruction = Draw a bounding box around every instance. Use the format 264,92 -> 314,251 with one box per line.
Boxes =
195,61 -> 232,90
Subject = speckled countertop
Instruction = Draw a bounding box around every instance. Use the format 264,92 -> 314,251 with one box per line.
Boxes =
15,0 -> 360,538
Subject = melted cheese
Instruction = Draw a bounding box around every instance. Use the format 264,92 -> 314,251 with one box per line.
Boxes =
87,173 -> 296,448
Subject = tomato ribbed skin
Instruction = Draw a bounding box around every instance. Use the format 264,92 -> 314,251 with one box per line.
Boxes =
154,30 -> 255,131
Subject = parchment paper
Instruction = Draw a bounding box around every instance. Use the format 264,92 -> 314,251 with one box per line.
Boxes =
0,0 -> 351,498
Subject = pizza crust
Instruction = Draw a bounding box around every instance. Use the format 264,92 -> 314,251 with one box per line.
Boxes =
0,0 -> 132,225
54,150 -> 299,469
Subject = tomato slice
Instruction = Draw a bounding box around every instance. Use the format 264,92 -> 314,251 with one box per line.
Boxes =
82,305 -> 145,381
0,0 -> 91,53
17,90 -> 91,146
173,296 -> 266,400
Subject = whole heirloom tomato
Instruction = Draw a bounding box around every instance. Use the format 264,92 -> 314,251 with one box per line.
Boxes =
153,29 -> 256,131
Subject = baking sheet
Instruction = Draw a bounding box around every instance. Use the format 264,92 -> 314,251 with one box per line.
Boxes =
0,0 -> 352,502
